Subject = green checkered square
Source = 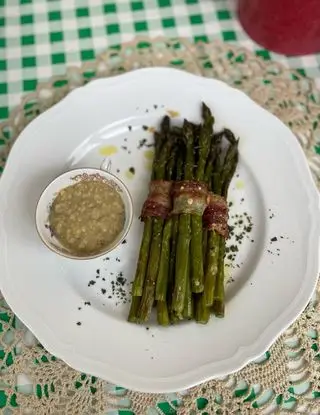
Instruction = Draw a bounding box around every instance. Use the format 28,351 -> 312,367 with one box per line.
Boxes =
76,7 -> 90,18
48,11 -> 62,21
0,108 -> 9,120
131,1 -> 144,11
222,31 -> 237,41
104,4 -> 117,13
0,83 -> 7,94
78,28 -> 92,39
0,38 -> 5,48
134,21 -> 148,32
185,0 -> 198,4
0,17 -> 5,26
81,49 -> 95,61
20,14 -> 34,25
22,57 -> 37,67
217,10 -> 231,20
23,80 -> 37,92
20,0 -> 32,4
51,53 -> 65,65
162,18 -> 175,29
50,32 -> 64,43
0,60 -> 6,71
158,0 -> 171,7
190,15 -> 203,25
21,35 -> 35,46
106,23 -> 120,35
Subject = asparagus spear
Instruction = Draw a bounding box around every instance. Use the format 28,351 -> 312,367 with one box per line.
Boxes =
202,132 -> 222,268
212,238 -> 225,317
191,103 -> 215,293
183,256 -> 193,320
167,155 -> 183,323
195,292 -> 210,324
172,120 -> 194,315
138,121 -> 174,322
131,125 -> 169,298
128,117 -> 170,322
213,138 -> 239,316
203,134 -> 224,307
157,300 -> 170,326
156,142 -> 178,325
131,218 -> 152,298
195,132 -> 224,323
156,144 -> 178,302
128,296 -> 141,323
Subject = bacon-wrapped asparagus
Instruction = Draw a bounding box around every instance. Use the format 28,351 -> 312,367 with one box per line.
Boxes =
128,106 -> 239,325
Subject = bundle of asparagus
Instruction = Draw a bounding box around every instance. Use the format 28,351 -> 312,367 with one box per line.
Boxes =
128,103 -> 239,325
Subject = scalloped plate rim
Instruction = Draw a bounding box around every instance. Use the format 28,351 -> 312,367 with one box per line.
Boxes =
0,67 -> 319,393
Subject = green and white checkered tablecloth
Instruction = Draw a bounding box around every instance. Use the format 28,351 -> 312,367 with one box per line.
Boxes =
1,0 -> 320,124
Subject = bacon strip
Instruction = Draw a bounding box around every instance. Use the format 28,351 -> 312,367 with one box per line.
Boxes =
171,180 -> 208,216
203,193 -> 229,238
140,180 -> 172,220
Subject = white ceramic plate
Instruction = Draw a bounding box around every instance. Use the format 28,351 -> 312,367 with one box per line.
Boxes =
0,68 -> 319,393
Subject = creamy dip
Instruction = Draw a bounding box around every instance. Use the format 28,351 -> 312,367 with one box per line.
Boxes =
49,180 -> 125,255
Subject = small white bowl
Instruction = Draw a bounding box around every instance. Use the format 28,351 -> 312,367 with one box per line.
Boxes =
35,165 -> 133,260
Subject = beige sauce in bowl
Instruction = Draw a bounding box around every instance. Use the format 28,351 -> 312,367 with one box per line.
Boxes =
49,180 -> 125,255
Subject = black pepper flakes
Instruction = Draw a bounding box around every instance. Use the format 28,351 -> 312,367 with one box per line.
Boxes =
230,245 -> 239,253
84,301 -> 91,306
137,138 -> 153,149
76,322 -> 82,326
107,271 -> 129,305
138,138 -> 147,149
128,125 -> 132,131
88,280 -> 96,287
129,167 -> 135,175
271,237 -> 278,242
122,239 -> 127,244
142,125 -> 148,131
101,288 -> 106,295
225,210 -> 255,268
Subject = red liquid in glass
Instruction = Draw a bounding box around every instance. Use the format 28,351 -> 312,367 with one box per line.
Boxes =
238,0 -> 320,55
